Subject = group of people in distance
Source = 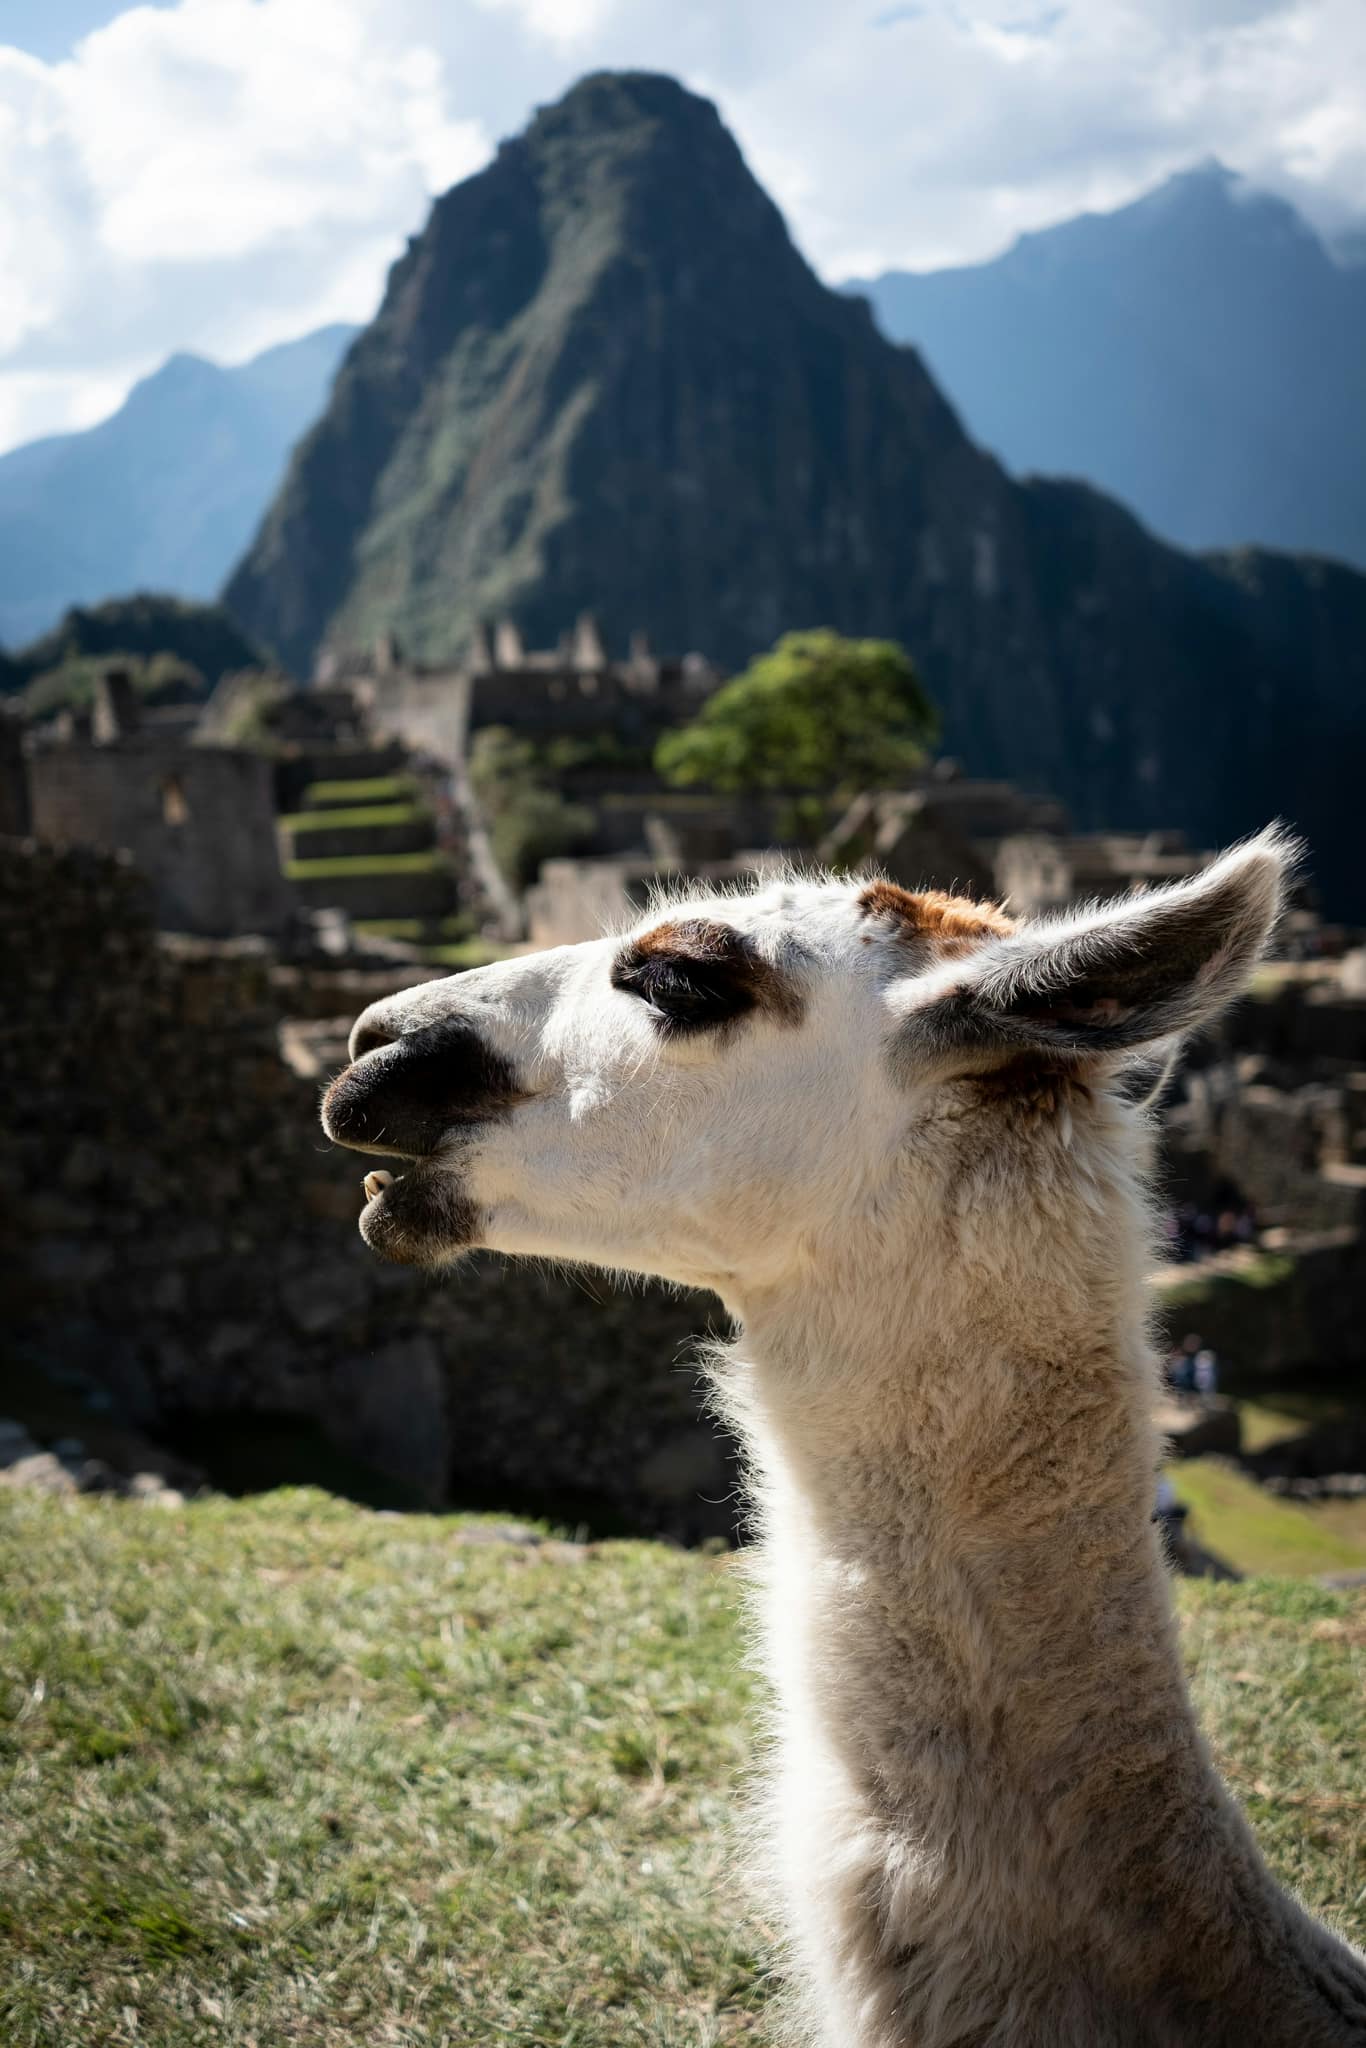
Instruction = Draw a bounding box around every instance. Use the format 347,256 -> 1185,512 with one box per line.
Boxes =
1165,1331 -> 1221,1398
1162,1198 -> 1258,1264
1155,1335 -> 1225,1563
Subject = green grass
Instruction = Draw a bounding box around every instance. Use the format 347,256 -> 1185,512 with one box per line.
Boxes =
423,939 -> 515,970
1157,1249 -> 1297,1311
284,851 -> 448,881
304,778 -> 417,807
280,804 -> 427,834
1175,1457 -> 1366,1577
0,1493 -> 766,2047
1232,1392 -> 1363,1453
0,1493 -> 1362,2046
352,918 -> 475,943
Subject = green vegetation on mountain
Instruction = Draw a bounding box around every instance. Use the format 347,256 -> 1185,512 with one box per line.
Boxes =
657,630 -> 937,799
0,1488 -> 1362,2045
226,70 -> 1366,912
20,653 -> 207,724
1,595 -> 263,703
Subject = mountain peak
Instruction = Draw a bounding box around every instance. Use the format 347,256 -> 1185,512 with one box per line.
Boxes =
1172,154 -> 1239,186
850,159 -> 1365,571
228,65 -> 932,673
138,350 -> 222,390
223,70 -> 1366,915
0,324 -> 356,648
1135,157 -> 1319,246
532,68 -> 721,130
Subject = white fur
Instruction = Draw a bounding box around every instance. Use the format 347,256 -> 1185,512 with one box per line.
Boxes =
343,830 -> 1366,2045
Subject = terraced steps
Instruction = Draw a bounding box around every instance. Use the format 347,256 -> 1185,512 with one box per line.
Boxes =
278,753 -> 457,924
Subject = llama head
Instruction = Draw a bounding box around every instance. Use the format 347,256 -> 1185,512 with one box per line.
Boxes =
322,829 -> 1292,1296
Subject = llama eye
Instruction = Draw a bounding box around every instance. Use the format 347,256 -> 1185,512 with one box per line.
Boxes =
610,949 -> 753,1035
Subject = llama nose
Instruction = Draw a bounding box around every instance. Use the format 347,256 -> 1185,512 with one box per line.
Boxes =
348,999 -> 402,1063
324,1010 -> 525,1158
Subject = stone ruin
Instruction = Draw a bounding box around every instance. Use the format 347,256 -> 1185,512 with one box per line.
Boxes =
325,615 -> 721,757
0,837 -> 732,1534
23,668 -> 290,937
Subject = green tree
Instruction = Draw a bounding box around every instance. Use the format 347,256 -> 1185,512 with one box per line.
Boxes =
654,630 -> 938,800
21,651 -> 207,724
469,726 -> 595,891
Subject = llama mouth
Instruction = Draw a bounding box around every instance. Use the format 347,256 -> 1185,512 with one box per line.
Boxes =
355,1160 -> 480,1266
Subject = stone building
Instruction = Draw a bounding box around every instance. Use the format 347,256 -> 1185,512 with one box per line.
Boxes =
26,669 -> 290,937
328,616 -> 721,761
995,829 -> 1208,915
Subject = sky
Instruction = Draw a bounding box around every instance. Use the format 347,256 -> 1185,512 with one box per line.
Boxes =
0,0 -> 1363,455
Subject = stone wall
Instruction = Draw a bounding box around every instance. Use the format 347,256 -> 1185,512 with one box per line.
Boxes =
1154,1235 -> 1366,1388
0,837 -> 731,1535
0,712 -> 28,836
27,739 -> 290,936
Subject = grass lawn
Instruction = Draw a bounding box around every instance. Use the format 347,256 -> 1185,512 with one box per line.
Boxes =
422,939 -> 516,970
1156,1249 -> 1297,1313
280,805 -> 428,834
352,919 -> 475,943
284,852 -> 448,881
1174,1457 -> 1366,1578
1,1493 -> 1363,2048
304,778 -> 417,807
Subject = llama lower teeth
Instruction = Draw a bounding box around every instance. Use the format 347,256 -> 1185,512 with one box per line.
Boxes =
363,1170 -> 394,1204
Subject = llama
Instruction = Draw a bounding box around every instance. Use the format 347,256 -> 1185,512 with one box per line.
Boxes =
323,829 -> 1366,2046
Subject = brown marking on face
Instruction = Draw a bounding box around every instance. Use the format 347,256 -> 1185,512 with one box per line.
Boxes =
613,917 -> 804,1033
958,1055 -> 1092,1118
857,881 -> 1016,952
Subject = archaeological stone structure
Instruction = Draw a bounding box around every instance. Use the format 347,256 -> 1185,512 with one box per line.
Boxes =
330,617 -> 721,765
25,671 -> 290,937
1,836 -> 734,1532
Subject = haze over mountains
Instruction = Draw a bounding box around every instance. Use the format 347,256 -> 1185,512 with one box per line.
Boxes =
227,71 -> 1366,910
0,324 -> 358,648
849,164 -> 1366,569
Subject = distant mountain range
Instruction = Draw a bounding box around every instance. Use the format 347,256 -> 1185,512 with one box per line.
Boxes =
847,164 -> 1366,568
0,325 -> 359,648
225,72 -> 1366,913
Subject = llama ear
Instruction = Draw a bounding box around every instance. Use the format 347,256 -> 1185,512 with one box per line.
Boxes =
892,827 -> 1296,1066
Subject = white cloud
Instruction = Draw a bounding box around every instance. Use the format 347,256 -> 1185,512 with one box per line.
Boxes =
0,0 -> 1363,459
706,0 -> 1366,275
471,0 -> 617,48
0,0 -> 489,450
0,365 -> 132,451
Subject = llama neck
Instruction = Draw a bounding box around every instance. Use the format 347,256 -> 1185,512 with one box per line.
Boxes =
733,1259 -> 1203,1898
722,1118 -> 1364,2042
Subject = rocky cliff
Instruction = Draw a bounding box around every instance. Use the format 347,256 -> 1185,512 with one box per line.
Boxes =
226,72 -> 1366,911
